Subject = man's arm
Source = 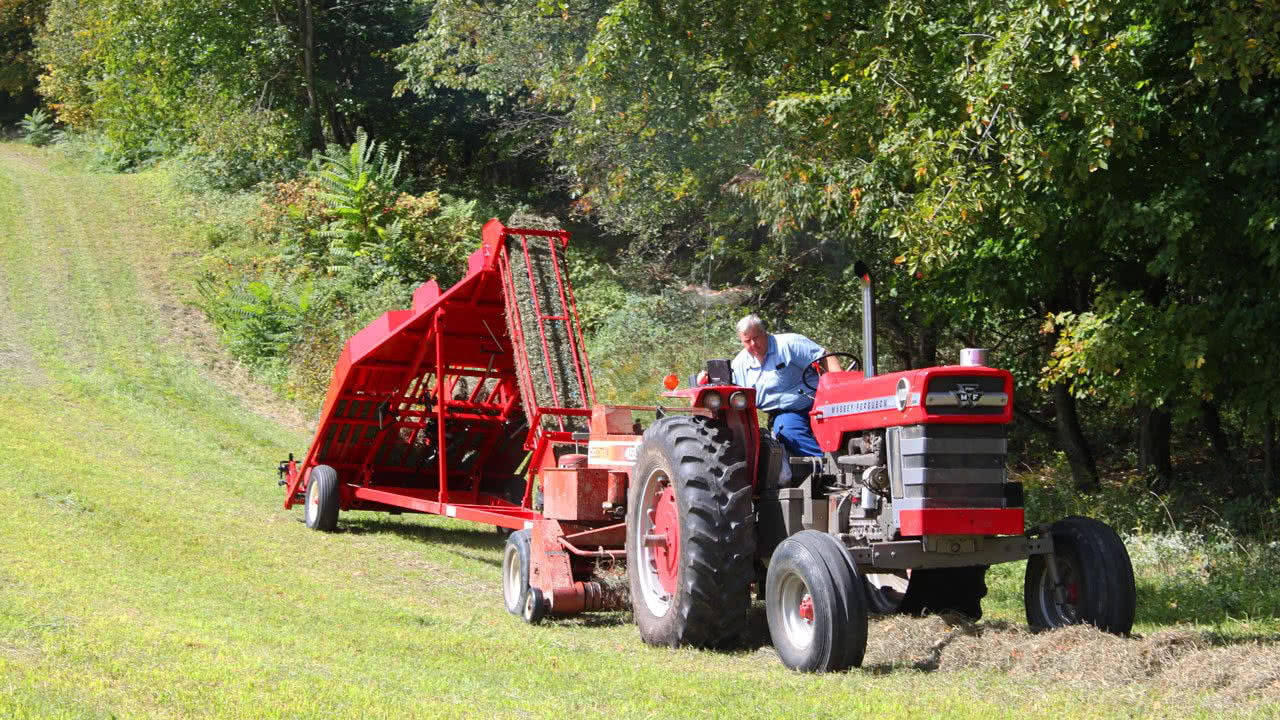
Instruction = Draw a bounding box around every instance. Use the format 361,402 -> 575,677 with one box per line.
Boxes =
820,353 -> 842,373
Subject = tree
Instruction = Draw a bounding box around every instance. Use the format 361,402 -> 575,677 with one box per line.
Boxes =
0,0 -> 49,118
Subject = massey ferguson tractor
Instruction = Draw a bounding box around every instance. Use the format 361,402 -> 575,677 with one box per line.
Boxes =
277,220 -> 1137,672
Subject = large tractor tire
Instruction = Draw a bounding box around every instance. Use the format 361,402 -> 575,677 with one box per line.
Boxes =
864,566 -> 987,619
765,531 -> 868,672
893,566 -> 988,619
863,570 -> 912,615
626,415 -> 755,649
304,465 -> 340,532
502,529 -> 532,616
1025,516 -> 1135,634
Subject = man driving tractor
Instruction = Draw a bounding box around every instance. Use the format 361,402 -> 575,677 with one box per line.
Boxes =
702,314 -> 841,459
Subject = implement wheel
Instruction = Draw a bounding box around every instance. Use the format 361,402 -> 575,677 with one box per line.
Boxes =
765,531 -> 867,672
304,465 -> 340,532
502,529 -> 532,616
626,415 -> 755,648
523,586 -> 546,624
1025,516 -> 1135,634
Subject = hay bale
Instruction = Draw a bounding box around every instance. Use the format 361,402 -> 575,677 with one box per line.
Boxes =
504,229 -> 589,431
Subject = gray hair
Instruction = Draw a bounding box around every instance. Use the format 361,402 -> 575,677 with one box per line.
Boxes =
736,313 -> 766,336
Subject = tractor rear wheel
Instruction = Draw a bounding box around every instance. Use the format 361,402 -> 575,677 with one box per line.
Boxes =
502,529 -> 532,616
1025,516 -> 1135,634
765,531 -> 867,672
894,566 -> 989,619
304,465 -> 340,532
863,570 -> 912,614
626,415 -> 755,649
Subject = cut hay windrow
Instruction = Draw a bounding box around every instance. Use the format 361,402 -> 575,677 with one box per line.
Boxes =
504,231 -> 589,431
857,615 -> 1280,712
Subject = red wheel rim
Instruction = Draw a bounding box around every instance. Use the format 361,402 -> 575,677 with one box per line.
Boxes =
651,486 -> 680,595
798,594 -> 815,623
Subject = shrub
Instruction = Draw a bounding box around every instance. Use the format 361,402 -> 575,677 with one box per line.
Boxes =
20,107 -> 54,146
197,275 -> 312,367
180,104 -> 304,192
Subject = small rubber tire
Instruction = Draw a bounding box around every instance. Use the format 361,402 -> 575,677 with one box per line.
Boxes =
801,531 -> 868,669
502,529 -> 532,616
895,566 -> 988,620
626,415 -> 755,649
304,465 -> 340,532
523,586 -> 546,624
765,531 -> 868,672
1025,516 -> 1135,635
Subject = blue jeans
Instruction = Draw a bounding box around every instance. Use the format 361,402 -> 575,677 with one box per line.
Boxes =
770,410 -> 823,459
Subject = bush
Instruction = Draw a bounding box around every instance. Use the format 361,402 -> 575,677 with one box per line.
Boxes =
586,288 -> 739,404
179,103 -> 304,192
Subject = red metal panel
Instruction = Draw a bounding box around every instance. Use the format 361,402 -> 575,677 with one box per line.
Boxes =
810,366 -> 1014,452
542,468 -> 610,521
898,508 -> 1025,536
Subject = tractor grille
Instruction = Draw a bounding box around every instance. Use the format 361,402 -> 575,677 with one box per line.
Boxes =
888,424 -> 1013,511
923,375 -> 1008,416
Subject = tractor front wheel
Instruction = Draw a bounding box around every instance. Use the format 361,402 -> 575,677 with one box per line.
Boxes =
626,415 -> 755,649
1025,516 -> 1135,634
765,531 -> 867,672
304,465 -> 340,531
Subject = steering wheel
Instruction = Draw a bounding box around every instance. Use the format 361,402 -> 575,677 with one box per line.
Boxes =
801,352 -> 860,393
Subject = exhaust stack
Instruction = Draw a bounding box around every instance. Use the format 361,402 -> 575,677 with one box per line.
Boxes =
854,261 -> 876,378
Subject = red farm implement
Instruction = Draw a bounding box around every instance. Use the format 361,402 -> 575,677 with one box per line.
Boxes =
278,221 -> 1137,671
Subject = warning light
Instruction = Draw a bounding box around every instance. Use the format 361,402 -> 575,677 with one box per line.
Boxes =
663,373 -> 679,390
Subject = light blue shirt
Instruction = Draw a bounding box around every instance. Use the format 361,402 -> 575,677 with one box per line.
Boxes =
731,333 -> 825,413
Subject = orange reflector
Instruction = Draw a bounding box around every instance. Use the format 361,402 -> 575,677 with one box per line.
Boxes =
663,373 -> 679,390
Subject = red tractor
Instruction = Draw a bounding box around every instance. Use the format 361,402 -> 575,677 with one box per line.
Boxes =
279,222 -> 1136,672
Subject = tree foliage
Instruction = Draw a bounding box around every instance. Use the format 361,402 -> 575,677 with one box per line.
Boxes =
26,0 -> 1280,490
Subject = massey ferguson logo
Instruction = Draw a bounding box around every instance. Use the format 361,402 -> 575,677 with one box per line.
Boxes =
954,383 -> 984,408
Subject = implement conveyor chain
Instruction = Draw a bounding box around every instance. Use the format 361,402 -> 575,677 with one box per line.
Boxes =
503,231 -> 590,432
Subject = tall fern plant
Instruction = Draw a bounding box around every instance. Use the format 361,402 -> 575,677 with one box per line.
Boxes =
309,129 -> 404,274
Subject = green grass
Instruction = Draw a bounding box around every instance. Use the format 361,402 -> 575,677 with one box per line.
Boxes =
0,143 -> 1276,719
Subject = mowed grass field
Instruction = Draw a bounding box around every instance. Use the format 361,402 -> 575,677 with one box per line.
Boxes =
0,143 -> 1276,719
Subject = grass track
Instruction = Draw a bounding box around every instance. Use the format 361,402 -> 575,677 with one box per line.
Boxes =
0,143 -> 1273,719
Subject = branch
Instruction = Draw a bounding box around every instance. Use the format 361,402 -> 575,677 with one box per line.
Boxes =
1014,406 -> 1056,436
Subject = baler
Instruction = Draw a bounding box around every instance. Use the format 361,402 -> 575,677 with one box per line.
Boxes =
278,221 -> 1137,672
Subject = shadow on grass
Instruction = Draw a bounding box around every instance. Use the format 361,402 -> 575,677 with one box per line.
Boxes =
554,611 -> 632,629
339,515 -> 509,554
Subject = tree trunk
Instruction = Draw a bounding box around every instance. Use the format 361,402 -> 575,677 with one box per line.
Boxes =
1264,414 -> 1276,497
1200,400 -> 1233,474
1052,381 -> 1099,491
912,326 -> 938,369
297,0 -> 324,150
1138,404 -> 1172,484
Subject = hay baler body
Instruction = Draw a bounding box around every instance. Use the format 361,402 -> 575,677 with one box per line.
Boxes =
279,220 -> 645,614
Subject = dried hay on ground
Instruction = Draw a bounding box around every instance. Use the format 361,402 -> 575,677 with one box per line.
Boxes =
861,614 -> 1280,713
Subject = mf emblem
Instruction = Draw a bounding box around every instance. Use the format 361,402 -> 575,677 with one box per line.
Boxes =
954,383 -> 984,408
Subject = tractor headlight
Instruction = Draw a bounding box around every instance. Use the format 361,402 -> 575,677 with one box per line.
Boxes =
729,391 -> 748,410
702,391 -> 724,410
895,378 -> 910,411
